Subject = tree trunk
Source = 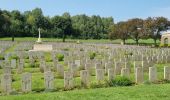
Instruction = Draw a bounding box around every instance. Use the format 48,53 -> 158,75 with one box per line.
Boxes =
62,34 -> 66,42
123,39 -> 126,45
136,39 -> 139,45
154,39 -> 157,46
12,34 -> 14,42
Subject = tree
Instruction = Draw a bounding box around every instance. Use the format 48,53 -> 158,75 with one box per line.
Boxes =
116,21 -> 129,44
62,12 -> 72,42
10,10 -> 24,41
128,18 -> 144,45
0,10 -> 11,37
51,13 -> 72,42
144,17 -> 169,46
102,17 -> 114,38
108,24 -> 116,40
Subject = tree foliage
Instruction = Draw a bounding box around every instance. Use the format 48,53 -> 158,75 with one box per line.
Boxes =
0,8 -> 170,44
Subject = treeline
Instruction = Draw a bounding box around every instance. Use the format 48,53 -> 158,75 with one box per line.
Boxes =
0,8 -> 170,44
109,17 -> 170,45
0,8 -> 114,42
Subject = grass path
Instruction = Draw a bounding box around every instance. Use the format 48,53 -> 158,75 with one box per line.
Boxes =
0,37 -> 160,44
1,84 -> 170,100
4,42 -> 18,54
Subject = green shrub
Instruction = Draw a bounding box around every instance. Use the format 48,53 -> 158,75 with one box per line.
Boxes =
90,81 -> 108,88
143,80 -> 152,85
89,52 -> 96,60
159,44 -> 164,47
108,77 -> 133,86
0,55 -> 4,60
80,48 -> 84,51
56,54 -> 64,61
63,48 -> 69,51
10,54 -> 19,60
154,79 -> 170,84
29,63 -> 39,68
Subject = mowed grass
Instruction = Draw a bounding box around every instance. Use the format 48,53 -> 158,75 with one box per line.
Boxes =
0,37 -> 160,44
1,84 -> 170,100
0,38 -> 165,100
0,62 -> 169,96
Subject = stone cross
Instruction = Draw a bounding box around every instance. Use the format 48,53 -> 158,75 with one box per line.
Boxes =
37,28 -> 42,43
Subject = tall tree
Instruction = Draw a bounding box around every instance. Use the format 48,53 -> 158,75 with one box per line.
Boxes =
51,13 -> 72,42
10,10 -> 25,41
116,21 -> 129,44
144,17 -> 169,46
128,18 -> 144,45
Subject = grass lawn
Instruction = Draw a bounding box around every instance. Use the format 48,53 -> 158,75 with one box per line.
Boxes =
1,84 -> 170,100
0,37 -> 165,100
0,37 -> 160,44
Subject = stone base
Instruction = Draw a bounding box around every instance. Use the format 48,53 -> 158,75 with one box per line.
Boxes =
29,44 -> 53,51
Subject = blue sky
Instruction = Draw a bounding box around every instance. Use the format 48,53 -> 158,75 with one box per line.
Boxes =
0,0 -> 170,22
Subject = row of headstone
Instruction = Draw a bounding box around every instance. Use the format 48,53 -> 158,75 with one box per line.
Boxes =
2,66 -> 170,95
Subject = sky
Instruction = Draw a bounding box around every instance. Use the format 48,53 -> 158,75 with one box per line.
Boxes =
0,0 -> 170,22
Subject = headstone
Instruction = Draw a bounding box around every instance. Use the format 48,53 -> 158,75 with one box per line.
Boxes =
121,68 -> 130,78
108,68 -> 114,81
29,54 -> 34,65
134,61 -> 142,73
44,71 -> 54,90
164,66 -> 170,80
105,62 -> 112,74
114,62 -> 123,75
95,63 -> 102,69
39,59 -> 45,73
85,63 -> 93,75
125,62 -> 131,72
56,64 -> 64,78
22,73 -> 32,93
149,67 -> 157,82
44,64 -> 51,73
75,60 -> 81,67
1,74 -> 12,94
135,67 -> 144,84
69,64 -> 78,77
17,59 -> 24,74
80,70 -> 89,87
64,71 -> 74,90
3,66 -> 11,74
96,69 -> 104,81
11,59 -> 16,69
